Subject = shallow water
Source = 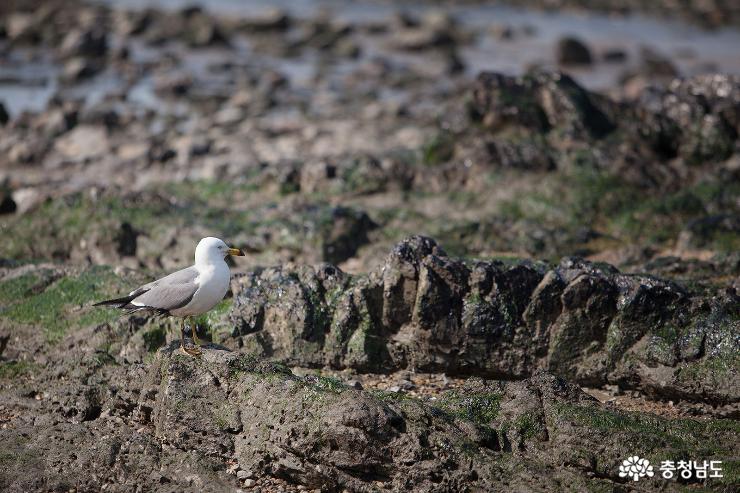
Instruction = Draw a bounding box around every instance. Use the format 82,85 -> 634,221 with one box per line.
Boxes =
2,0 -> 739,116
99,0 -> 740,82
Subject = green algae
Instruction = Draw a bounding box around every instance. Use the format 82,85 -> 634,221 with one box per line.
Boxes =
0,361 -> 37,379
437,389 -> 503,426
142,325 -> 167,353
368,389 -> 410,403
555,403 -> 740,453
421,132 -> 455,166
0,272 -> 44,305
491,166 -> 740,257
0,266 -> 130,342
192,298 -> 232,338
0,193 -> 172,262
513,410 -> 545,441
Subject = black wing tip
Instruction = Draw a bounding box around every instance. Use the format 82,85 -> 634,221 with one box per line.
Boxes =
93,295 -> 136,308
94,299 -> 171,318
93,288 -> 151,309
94,288 -> 171,318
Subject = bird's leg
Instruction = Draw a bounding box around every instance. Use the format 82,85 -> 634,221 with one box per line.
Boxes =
180,316 -> 201,357
180,318 -> 186,350
191,316 -> 203,348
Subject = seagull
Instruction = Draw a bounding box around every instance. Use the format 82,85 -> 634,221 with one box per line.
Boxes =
94,237 -> 244,356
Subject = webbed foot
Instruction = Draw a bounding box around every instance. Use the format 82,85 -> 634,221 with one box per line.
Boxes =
180,343 -> 202,357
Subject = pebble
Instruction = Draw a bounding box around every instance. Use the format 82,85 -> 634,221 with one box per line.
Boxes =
346,379 -> 363,390
397,379 -> 416,391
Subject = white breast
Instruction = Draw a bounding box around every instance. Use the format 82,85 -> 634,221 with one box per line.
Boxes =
172,262 -> 230,317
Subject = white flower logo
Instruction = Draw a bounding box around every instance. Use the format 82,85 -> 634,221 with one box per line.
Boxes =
619,456 -> 654,481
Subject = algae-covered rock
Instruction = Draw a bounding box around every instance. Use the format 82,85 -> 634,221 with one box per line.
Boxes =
471,71 -> 616,140
3,344 -> 736,492
228,236 -> 740,405
136,349 -> 737,491
467,72 -> 739,189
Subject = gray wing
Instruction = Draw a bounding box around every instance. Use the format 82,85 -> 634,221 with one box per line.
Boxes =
130,266 -> 199,312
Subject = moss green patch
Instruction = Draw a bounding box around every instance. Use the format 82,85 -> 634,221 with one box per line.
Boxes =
675,311 -> 739,384
309,375 -> 347,394
492,166 -> 740,257
335,156 -> 394,195
677,353 -> 740,383
555,403 -> 740,455
213,413 -> 228,430
718,459 -> 739,487
211,403 -> 240,430
0,187 -> 260,263
466,292 -> 484,305
0,361 -> 36,379
324,286 -> 345,312
437,389 -> 503,426
513,411 -> 545,441
164,177 -> 260,205
0,193 -> 172,261
192,299 -> 232,337
0,266 -> 130,342
293,373 -> 350,406
88,350 -> 117,368
368,389 -> 410,402
345,318 -> 386,370
304,285 -> 332,334
142,325 -> 167,353
421,132 -> 455,166
653,324 -> 680,345
0,273 -> 43,304
711,231 -> 740,252
227,354 -> 293,380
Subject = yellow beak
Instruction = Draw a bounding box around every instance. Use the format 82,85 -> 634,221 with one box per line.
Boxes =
227,247 -> 245,256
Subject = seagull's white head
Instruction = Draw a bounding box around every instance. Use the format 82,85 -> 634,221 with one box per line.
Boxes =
194,237 -> 245,265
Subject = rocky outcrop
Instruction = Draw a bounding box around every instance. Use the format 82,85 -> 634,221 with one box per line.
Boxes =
470,71 -> 617,140
635,75 -> 739,166
228,236 -> 740,405
467,72 -> 739,188
3,344 -> 736,492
